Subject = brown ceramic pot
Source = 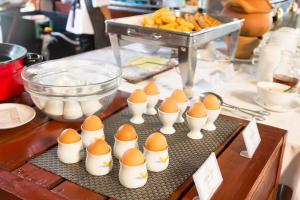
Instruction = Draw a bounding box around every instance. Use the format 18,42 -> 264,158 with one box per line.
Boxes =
222,7 -> 273,37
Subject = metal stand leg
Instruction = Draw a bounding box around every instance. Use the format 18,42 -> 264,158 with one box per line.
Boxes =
109,33 -> 121,67
178,46 -> 197,99
227,30 -> 240,60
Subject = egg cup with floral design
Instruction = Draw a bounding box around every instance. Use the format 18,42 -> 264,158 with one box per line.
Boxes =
57,138 -> 83,164
113,136 -> 139,159
127,99 -> 147,124
119,161 -> 148,188
203,108 -> 221,131
144,147 -> 169,172
85,147 -> 113,176
158,109 -> 179,135
145,94 -> 159,115
81,126 -> 105,148
186,113 -> 207,140
175,101 -> 189,123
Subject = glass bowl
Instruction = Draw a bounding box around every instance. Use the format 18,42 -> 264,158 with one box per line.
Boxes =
21,59 -> 121,122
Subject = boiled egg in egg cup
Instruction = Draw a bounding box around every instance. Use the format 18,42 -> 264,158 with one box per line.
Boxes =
158,97 -> 179,135
203,94 -> 221,131
144,82 -> 160,115
144,132 -> 169,172
119,148 -> 148,189
171,89 -> 189,123
127,89 -> 148,124
85,139 -> 113,176
113,124 -> 139,159
81,115 -> 105,148
186,102 -> 208,140
57,128 -> 83,164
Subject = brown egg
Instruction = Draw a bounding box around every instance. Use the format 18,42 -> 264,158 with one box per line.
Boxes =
187,102 -> 207,118
121,148 -> 145,166
171,89 -> 188,103
88,139 -> 111,155
129,89 -> 147,103
59,128 -> 81,144
145,132 -> 168,151
222,7 -> 272,37
160,97 -> 179,113
82,115 -> 104,131
203,94 -> 221,110
144,82 -> 160,95
224,0 -> 272,14
115,124 -> 138,141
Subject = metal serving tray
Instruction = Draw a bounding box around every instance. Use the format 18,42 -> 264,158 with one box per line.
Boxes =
106,13 -> 244,48
105,12 -> 244,98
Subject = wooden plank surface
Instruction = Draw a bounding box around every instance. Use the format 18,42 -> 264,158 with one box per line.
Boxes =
182,123 -> 286,200
0,168 -> 65,200
52,181 -> 107,200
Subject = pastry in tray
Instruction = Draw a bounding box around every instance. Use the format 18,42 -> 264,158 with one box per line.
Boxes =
142,8 -> 222,33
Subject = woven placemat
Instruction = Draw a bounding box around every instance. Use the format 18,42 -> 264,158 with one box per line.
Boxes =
30,107 -> 241,200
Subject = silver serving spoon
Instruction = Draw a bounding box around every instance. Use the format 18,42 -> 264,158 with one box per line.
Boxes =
199,92 -> 271,121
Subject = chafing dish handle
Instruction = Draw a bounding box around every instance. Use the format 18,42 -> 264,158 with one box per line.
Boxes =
127,28 -> 162,40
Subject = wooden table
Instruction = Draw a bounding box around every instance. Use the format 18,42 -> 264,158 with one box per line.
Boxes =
0,91 -> 286,200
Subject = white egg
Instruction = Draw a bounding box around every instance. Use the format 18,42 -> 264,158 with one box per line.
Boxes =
31,95 -> 47,110
63,101 -> 83,120
44,100 -> 63,116
80,100 -> 103,116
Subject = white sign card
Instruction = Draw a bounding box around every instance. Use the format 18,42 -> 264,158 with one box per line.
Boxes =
240,118 -> 261,159
193,153 -> 223,200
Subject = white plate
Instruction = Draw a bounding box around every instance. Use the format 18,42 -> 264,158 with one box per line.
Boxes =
0,103 -> 36,129
254,96 -> 300,113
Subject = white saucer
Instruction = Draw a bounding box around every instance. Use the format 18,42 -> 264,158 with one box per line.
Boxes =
254,96 -> 300,113
0,103 -> 36,129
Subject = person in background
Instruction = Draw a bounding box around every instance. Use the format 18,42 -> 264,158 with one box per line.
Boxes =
66,0 -> 112,52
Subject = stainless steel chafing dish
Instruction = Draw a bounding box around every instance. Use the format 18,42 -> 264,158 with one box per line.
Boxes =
106,11 -> 244,98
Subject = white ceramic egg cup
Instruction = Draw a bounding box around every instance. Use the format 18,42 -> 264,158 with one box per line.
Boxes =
145,94 -> 159,115
186,114 -> 207,140
85,148 -> 113,176
158,109 -> 179,135
203,108 -> 221,131
119,161 -> 148,188
175,101 -> 189,123
127,99 -> 147,124
113,136 -> 139,159
81,127 -> 105,148
144,147 -> 169,172
57,138 -> 83,164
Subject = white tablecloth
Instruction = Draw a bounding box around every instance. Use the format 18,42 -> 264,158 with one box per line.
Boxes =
72,47 -> 300,199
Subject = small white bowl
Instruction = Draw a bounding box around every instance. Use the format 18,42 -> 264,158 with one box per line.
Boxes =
81,126 -> 105,148
85,148 -> 113,176
57,138 -> 83,164
127,99 -> 147,124
203,108 -> 221,131
145,94 -> 159,115
144,147 -> 169,172
158,109 -> 179,135
175,101 -> 189,123
119,161 -> 148,189
186,113 -> 207,140
113,136 -> 139,159
257,81 -> 297,107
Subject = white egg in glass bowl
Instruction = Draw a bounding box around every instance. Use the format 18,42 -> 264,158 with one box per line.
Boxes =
21,59 -> 121,122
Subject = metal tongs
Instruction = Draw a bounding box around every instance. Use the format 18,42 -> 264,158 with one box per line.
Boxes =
199,92 -> 271,121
